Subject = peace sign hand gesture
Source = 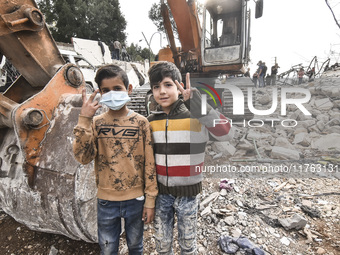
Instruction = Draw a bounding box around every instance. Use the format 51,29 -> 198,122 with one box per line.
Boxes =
80,88 -> 102,117
175,72 -> 195,101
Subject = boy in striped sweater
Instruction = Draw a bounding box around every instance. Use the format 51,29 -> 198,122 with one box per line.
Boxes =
147,61 -> 233,254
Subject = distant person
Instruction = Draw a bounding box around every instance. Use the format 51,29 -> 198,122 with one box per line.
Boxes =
121,45 -> 130,61
262,62 -> 267,86
307,67 -> 315,81
257,61 -> 265,87
113,40 -> 121,60
266,74 -> 271,86
109,41 -> 115,60
73,64 -> 158,254
271,63 -> 279,85
252,72 -> 258,87
298,68 -> 304,84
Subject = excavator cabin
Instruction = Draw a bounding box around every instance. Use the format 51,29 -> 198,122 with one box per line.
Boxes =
159,0 -> 263,76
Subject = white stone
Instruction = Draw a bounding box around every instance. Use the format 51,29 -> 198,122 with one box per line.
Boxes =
212,142 -> 236,156
271,146 -> 300,160
231,228 -> 242,238
280,236 -> 290,246
200,205 -> 211,217
314,98 -> 334,111
312,133 -> 340,151
274,137 -> 295,150
247,130 -> 272,140
224,216 -> 235,226
200,192 -> 219,208
278,213 -> 307,230
293,133 -> 310,146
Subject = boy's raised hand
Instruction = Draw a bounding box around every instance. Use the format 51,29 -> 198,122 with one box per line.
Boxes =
80,88 -> 101,117
175,72 -> 194,101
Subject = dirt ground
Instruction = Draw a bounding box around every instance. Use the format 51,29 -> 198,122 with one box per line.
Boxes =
0,211 -> 100,255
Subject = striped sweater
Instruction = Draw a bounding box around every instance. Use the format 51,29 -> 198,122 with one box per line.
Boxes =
147,90 -> 233,197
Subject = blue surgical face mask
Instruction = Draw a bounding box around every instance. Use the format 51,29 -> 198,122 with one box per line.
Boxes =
99,90 -> 131,111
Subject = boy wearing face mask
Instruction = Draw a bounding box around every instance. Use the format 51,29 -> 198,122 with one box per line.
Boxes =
73,64 -> 158,255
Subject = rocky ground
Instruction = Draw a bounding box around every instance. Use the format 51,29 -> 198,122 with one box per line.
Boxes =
1,174 -> 339,255
1,71 -> 339,254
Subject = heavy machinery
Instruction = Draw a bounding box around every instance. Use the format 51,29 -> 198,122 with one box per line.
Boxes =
0,0 -> 98,242
150,0 -> 263,119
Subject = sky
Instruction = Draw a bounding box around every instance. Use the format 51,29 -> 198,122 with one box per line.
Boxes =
119,0 -> 340,75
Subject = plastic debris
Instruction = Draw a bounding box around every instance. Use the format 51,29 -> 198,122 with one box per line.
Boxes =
219,179 -> 235,192
219,235 -> 265,255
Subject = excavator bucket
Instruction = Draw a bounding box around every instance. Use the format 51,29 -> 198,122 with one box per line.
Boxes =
0,0 -> 98,242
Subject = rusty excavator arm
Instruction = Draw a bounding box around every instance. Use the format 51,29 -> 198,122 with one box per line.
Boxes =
0,0 -> 97,242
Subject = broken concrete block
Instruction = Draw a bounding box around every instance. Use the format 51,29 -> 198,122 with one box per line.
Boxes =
324,126 -> 340,134
311,133 -> 340,151
331,87 -> 340,97
316,113 -> 329,122
329,112 -> 340,121
200,205 -> 212,217
297,120 -> 316,129
320,86 -> 334,96
293,133 -> 310,147
200,192 -> 219,208
237,139 -> 253,151
278,213 -> 307,230
271,146 -> 300,160
233,149 -> 248,158
316,121 -> 325,132
247,130 -> 272,140
274,137 -> 295,150
314,98 -> 334,111
212,141 -> 236,156
224,216 -> 235,226
258,94 -> 272,105
293,128 -> 308,135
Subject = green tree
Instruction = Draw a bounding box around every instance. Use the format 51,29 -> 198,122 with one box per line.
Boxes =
37,0 -> 126,45
148,2 -> 202,37
126,43 -> 154,62
148,3 -> 177,36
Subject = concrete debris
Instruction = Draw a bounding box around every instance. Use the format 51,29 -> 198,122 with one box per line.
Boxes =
293,132 -> 310,146
212,141 -> 236,156
48,245 -> 59,255
280,236 -> 291,246
194,176 -> 340,255
314,98 -> 334,111
278,213 -> 307,230
200,192 -> 219,208
311,133 -> 340,151
203,78 -> 340,170
300,205 -> 321,218
270,146 -> 300,160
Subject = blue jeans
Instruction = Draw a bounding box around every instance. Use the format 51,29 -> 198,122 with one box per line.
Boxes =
258,75 -> 265,87
154,194 -> 199,255
97,198 -> 144,255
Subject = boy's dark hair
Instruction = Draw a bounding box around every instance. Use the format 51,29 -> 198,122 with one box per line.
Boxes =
148,61 -> 181,88
95,64 -> 129,89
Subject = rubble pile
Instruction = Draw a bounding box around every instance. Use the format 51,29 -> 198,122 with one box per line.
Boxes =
117,177 -> 339,255
208,76 -> 340,167
194,177 -> 340,255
